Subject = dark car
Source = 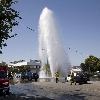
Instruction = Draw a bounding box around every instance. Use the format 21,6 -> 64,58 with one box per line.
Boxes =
21,72 -> 27,80
21,71 -> 33,81
75,73 -> 89,84
27,71 -> 33,81
32,73 -> 39,82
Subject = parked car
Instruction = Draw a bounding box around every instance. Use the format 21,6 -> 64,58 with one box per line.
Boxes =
21,71 -> 39,82
21,72 -> 27,80
66,72 -> 90,84
21,71 -> 33,81
75,73 -> 89,84
32,73 -> 39,82
27,71 -> 33,81
14,73 -> 21,79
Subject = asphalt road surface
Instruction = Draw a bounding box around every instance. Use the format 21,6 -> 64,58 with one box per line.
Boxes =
0,81 -> 100,100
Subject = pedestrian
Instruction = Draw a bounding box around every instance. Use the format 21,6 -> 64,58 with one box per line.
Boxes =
70,73 -> 76,85
65,77 -> 67,82
55,72 -> 59,83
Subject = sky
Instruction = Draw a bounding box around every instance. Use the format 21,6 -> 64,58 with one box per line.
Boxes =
0,0 -> 100,66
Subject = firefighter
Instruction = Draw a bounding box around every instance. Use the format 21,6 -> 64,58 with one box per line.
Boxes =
70,73 -> 76,85
55,72 -> 60,83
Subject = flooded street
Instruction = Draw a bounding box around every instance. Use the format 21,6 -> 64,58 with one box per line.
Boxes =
1,81 -> 100,100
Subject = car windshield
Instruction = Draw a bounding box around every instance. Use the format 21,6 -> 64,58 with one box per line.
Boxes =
0,71 -> 7,78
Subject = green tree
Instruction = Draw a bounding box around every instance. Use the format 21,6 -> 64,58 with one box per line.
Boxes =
85,55 -> 99,73
80,55 -> 100,73
0,0 -> 21,53
42,63 -> 51,77
80,63 -> 88,72
97,59 -> 100,71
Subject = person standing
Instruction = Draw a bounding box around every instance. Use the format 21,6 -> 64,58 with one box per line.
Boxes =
65,77 -> 67,82
55,72 -> 60,83
70,73 -> 76,85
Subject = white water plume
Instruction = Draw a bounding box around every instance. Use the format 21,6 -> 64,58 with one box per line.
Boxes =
38,7 -> 71,78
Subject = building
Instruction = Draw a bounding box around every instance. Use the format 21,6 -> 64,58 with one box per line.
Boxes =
70,66 -> 82,76
8,60 -> 41,73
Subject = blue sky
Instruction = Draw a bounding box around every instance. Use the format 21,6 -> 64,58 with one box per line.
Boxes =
0,0 -> 100,66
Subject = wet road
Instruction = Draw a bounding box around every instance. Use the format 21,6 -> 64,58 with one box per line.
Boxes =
1,81 -> 100,100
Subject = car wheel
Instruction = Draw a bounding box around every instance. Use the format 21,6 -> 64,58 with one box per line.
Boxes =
79,82 -> 82,85
66,80 -> 68,82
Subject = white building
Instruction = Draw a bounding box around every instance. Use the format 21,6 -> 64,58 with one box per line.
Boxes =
8,60 -> 41,73
70,66 -> 82,76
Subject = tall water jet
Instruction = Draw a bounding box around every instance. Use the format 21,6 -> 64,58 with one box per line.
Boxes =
38,7 -> 71,78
